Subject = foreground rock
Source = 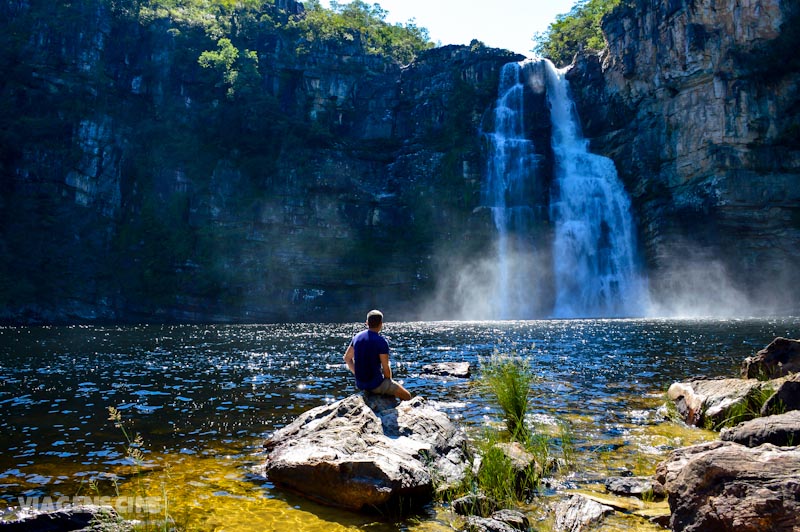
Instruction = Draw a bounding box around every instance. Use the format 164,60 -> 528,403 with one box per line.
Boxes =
721,410 -> 800,447
261,394 -> 468,512
656,441 -> 800,532
741,337 -> 800,379
0,505 -> 130,532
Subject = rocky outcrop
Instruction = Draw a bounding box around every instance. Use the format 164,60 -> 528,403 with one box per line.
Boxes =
667,338 -> 800,427
568,0 -> 800,314
656,441 -> 800,532
666,377 -> 771,428
742,337 -> 800,378
721,410 -> 800,447
260,393 -> 468,512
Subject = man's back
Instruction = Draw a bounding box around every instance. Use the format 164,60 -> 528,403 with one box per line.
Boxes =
351,329 -> 388,391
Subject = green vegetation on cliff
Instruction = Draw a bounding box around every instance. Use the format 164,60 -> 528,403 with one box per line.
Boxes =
533,0 -> 621,67
292,0 -> 433,64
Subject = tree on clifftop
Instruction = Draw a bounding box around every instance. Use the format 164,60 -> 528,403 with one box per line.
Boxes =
532,0 -> 621,67
292,0 -> 433,64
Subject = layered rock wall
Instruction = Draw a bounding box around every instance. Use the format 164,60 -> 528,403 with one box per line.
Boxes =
567,0 -> 800,314
0,0 -> 518,323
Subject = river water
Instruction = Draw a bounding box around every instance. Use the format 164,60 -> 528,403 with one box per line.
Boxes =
0,318 -> 797,530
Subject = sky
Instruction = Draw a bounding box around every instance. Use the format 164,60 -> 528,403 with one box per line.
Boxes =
319,0 -> 579,57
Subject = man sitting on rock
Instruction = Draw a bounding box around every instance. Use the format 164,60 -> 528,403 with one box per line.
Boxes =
343,310 -> 412,401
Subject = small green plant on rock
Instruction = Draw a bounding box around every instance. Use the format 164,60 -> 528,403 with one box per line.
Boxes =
714,384 -> 777,430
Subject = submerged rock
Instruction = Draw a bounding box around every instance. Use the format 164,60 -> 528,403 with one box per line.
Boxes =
741,337 -> 800,379
604,476 -> 665,500
260,393 -> 468,512
451,494 -> 500,518
421,362 -> 471,378
552,494 -> 614,532
720,410 -> 800,447
656,440 -> 800,532
0,505 -> 130,532
460,510 -> 529,532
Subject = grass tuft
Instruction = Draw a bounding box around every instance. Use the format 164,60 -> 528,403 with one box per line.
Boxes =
479,355 -> 535,442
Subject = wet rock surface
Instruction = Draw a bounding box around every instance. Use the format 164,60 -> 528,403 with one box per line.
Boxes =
604,476 -> 665,500
0,505 -> 130,532
421,362 -> 471,378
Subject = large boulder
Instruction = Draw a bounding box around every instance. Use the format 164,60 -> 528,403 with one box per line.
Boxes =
260,394 -> 468,512
720,410 -> 800,447
656,441 -> 800,532
741,337 -> 800,379
667,378 -> 768,428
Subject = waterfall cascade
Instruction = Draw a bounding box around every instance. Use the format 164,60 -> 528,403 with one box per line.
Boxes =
483,59 -> 647,318
483,62 -> 548,319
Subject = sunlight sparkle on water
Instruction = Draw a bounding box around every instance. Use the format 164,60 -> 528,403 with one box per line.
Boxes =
0,319 -> 797,530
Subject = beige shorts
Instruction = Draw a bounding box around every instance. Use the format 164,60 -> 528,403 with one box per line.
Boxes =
369,378 -> 402,396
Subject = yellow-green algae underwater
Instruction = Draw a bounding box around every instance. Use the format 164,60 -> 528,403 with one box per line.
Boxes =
93,396 -> 714,531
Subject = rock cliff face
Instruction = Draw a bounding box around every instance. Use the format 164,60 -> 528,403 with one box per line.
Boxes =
567,0 -> 800,314
2,0 -> 798,324
0,0 -> 519,323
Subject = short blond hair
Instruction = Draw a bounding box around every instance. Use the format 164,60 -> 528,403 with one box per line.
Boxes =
366,309 -> 383,328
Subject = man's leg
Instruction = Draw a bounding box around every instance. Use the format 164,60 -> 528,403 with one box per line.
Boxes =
371,378 -> 412,401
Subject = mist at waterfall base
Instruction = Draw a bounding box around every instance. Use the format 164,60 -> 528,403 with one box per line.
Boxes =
424,59 -> 779,321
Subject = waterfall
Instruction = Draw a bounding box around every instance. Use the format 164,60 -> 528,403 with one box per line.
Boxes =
545,62 -> 647,317
481,59 -> 647,318
482,62 -> 547,319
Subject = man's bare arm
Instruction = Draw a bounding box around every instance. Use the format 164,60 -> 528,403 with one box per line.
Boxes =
343,345 -> 355,374
379,353 -> 392,380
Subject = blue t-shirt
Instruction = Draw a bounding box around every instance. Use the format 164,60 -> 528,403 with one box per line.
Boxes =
350,329 -> 389,391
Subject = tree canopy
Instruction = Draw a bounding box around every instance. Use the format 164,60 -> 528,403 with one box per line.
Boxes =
533,0 -> 621,67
